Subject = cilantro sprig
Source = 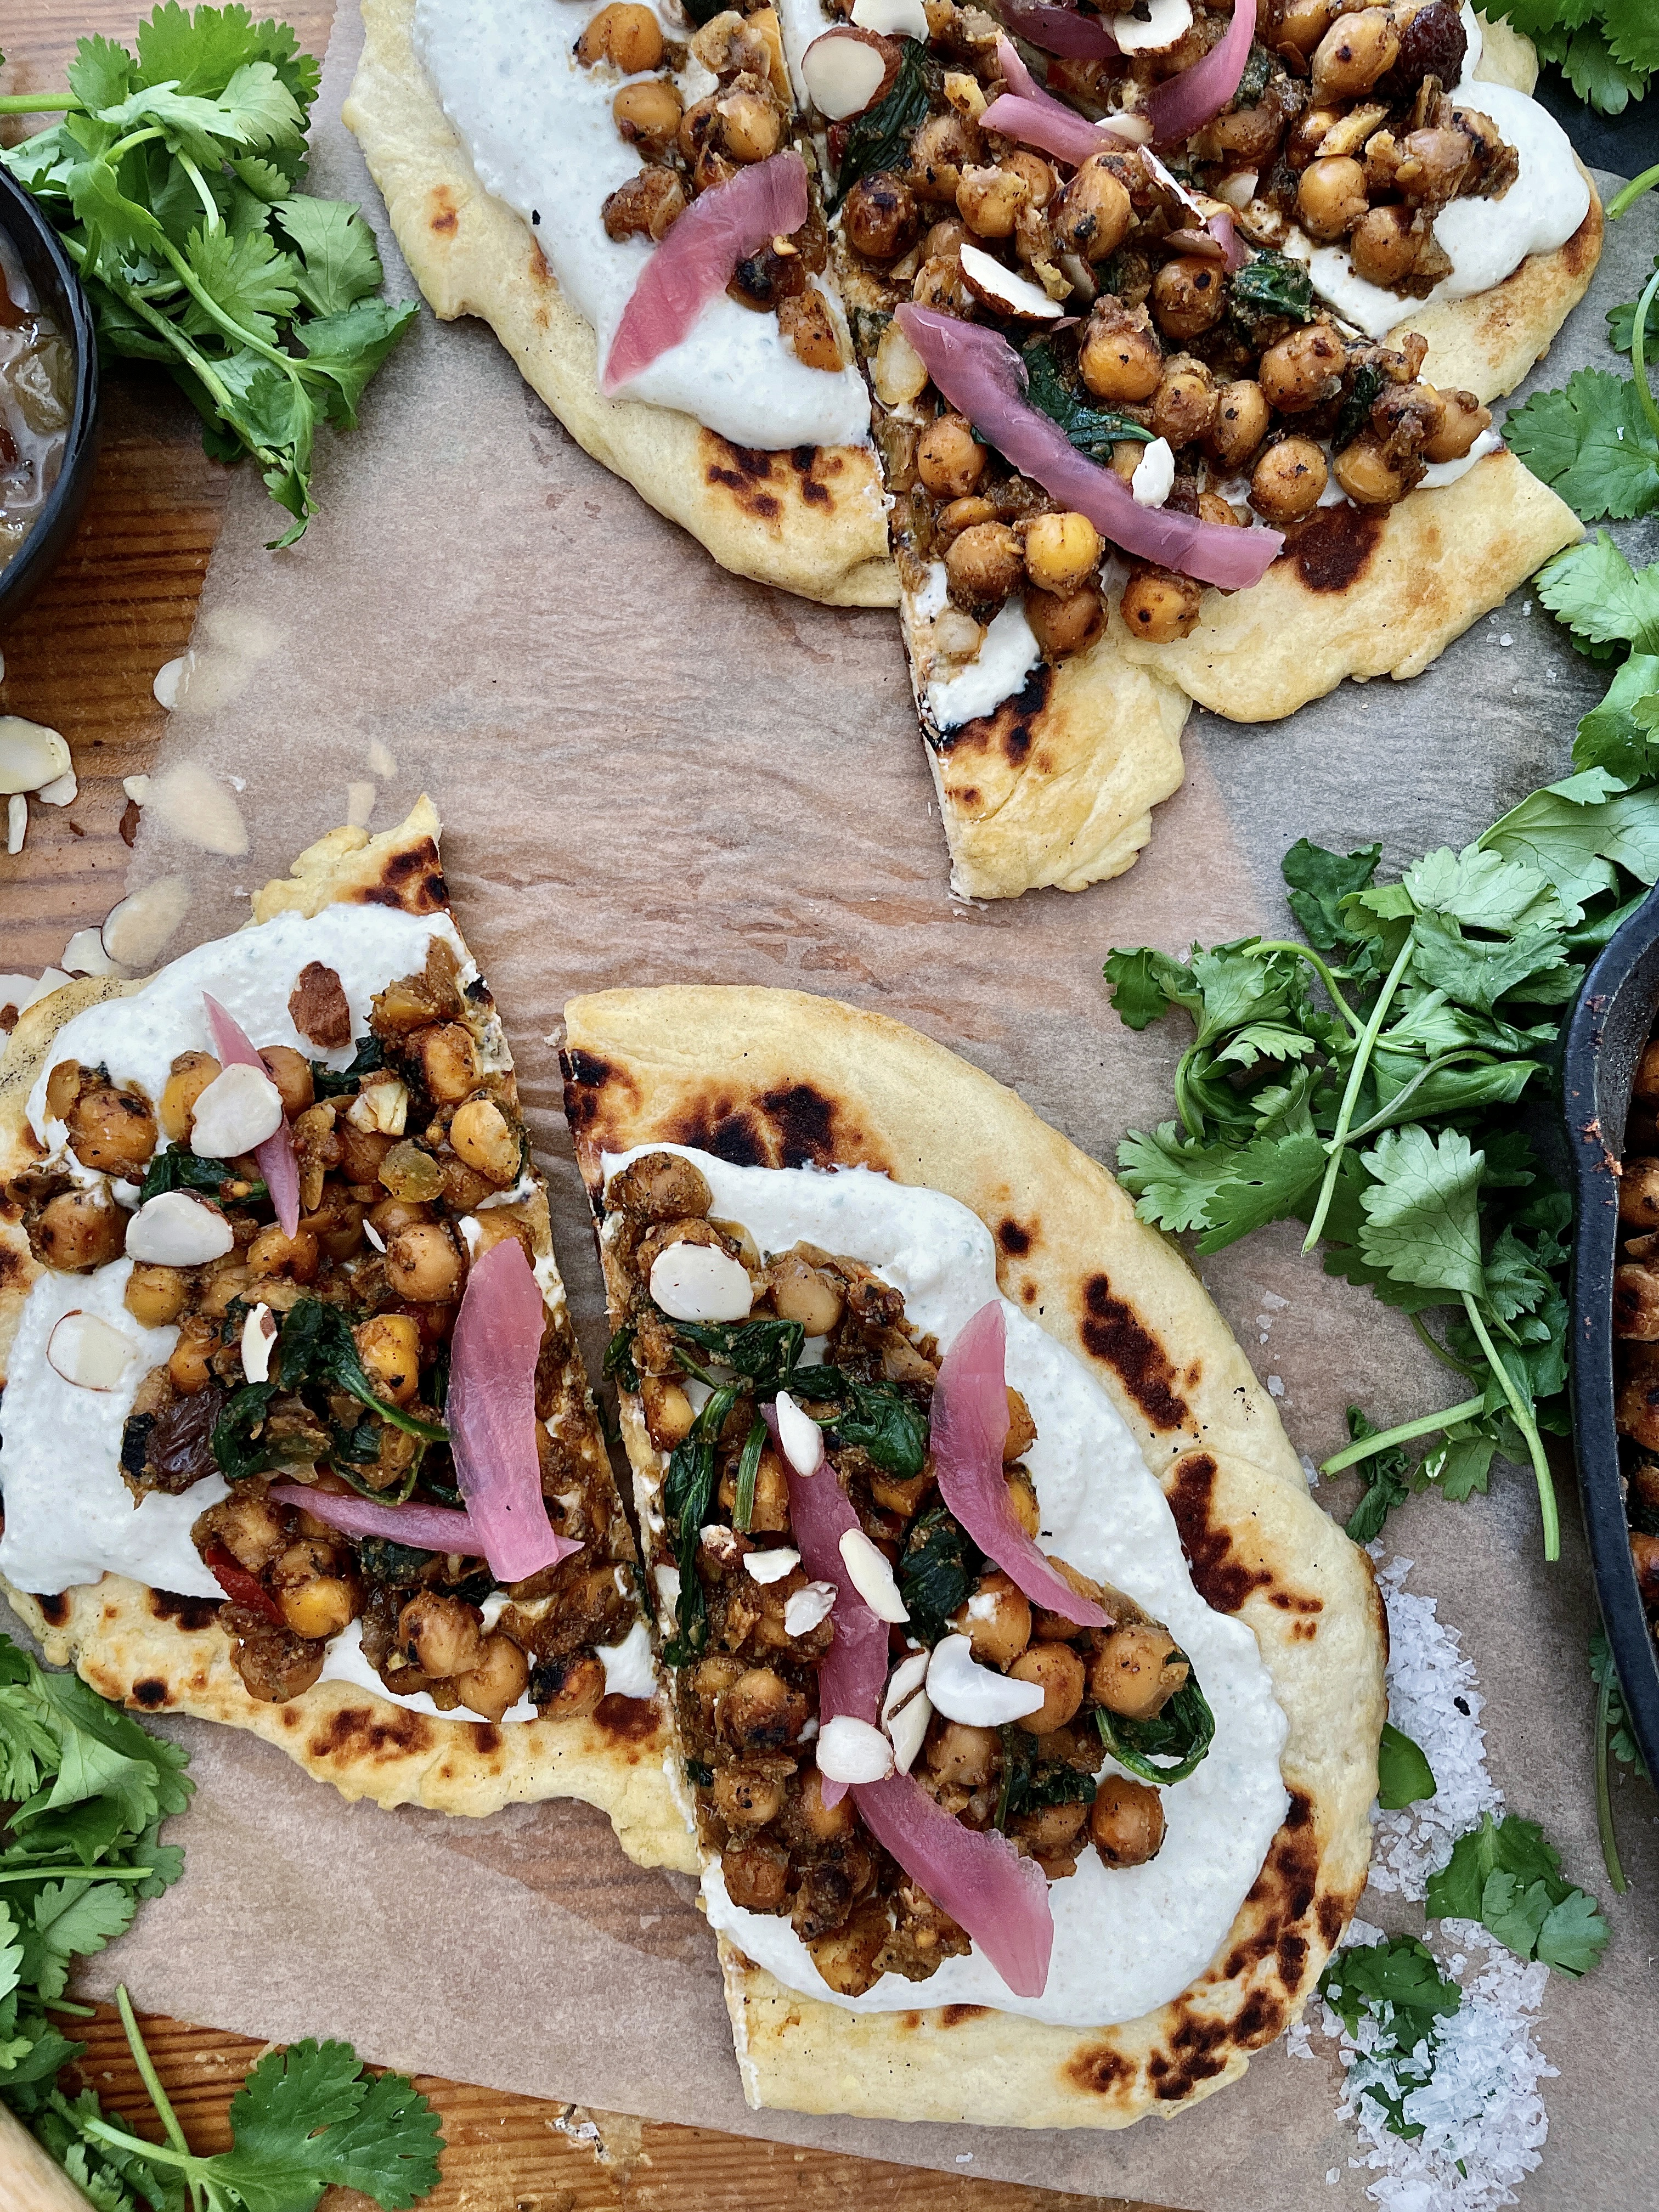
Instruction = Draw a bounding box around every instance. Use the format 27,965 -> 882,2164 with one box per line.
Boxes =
1425,1811 -> 1610,1976
0,7 -> 418,544
1317,1936 -> 1462,2141
1481,0 -> 1654,115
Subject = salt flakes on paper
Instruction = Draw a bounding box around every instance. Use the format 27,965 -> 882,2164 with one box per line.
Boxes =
1368,1554 -> 1502,1898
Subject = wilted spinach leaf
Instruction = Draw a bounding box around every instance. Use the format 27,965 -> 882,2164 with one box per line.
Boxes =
1022,337 -> 1153,457
674,1316 -> 806,1388
1095,1666 -> 1215,1783
1229,250 -> 1313,339
139,1149 -> 266,1205
898,1505 -> 984,1643
831,37 -> 933,208
309,1035 -> 386,1097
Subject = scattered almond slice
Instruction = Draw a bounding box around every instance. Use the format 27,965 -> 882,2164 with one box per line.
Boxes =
61,928 -> 127,979
0,715 -> 71,795
141,760 -> 249,856
153,654 -> 194,710
882,1649 -> 933,1774
801,27 -> 893,120
958,242 -> 1064,320
1112,0 -> 1192,52
1132,435 -> 1176,507
7,795 -> 25,855
37,771 -> 77,807
346,779 -> 376,828
47,1311 -> 140,1392
126,1190 -> 235,1266
102,876 -> 194,969
850,0 -> 927,37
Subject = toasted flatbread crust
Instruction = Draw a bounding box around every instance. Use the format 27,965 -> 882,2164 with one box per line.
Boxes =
0,804 -> 694,1864
343,0 -> 897,611
1113,446 -> 1582,723
560,987 -> 1386,2128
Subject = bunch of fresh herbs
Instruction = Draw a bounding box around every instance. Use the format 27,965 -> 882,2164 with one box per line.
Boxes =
0,5 -> 418,544
0,1629 -> 443,2209
1481,0 -> 1654,116
1317,1936 -> 1462,2139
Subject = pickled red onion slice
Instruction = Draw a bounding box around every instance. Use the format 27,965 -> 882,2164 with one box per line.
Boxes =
448,1237 -> 580,1584
1144,0 -> 1256,145
931,1301 -> 1109,1627
603,151 -> 810,393
851,1771 -> 1054,1997
202,992 -> 300,1238
981,36 -> 1145,162
894,306 -> 1283,587
997,0 -> 1119,59
270,1482 -> 484,1555
771,1406 -> 891,1808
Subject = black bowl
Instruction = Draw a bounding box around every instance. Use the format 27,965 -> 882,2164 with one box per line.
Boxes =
0,163 -> 98,628
1565,887 -> 1659,1782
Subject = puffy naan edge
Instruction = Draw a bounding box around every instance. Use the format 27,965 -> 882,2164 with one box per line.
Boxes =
0,804 -> 694,1863
342,0 -> 897,611
559,985 -> 1385,2124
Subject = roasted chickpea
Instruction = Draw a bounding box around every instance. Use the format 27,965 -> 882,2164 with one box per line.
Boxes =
577,2 -> 664,72
1311,6 -> 1400,102
413,1023 -> 481,1106
1079,302 -> 1164,403
1423,387 -> 1491,464
926,1719 -> 998,1785
168,1313 -> 219,1395
1052,155 -> 1133,262
448,1096 -> 521,1185
722,1666 -> 800,1750
713,1764 -> 786,1829
44,1059 -> 84,1121
1009,1642 -> 1085,1735
937,494 -> 997,537
1025,584 -> 1104,659
454,1632 -> 532,1722
869,1464 -> 934,1517
1205,378 -> 1269,470
1090,1622 -> 1188,1718
366,1194 -> 435,1239
1149,356 -> 1217,448
259,1046 -> 314,1119
946,520 -> 1024,603
613,76 -> 683,150
1297,155 -> 1369,240
1023,511 -> 1101,594
951,1570 -> 1033,1668
159,1051 -> 221,1142
1250,434 -> 1328,520
718,87 -> 781,163
956,161 -> 1027,238
1258,319 -> 1346,412
399,1591 -> 483,1679
797,1765 -> 858,1839
723,1838 -> 789,1911
1090,1774 -> 1166,1867
923,215 -> 969,261
809,1901 -> 889,1996
842,170 -> 919,259
196,1261 -> 252,1319
232,1627 -> 324,1704
1620,1160 -> 1659,1231
66,1087 -> 156,1176
1334,428 -> 1413,506
768,1251 -> 844,1335
1119,565 -> 1203,641
538,1652 -> 607,1719
123,1262 -> 189,1328
916,413 -> 986,500
1349,203 -> 1420,285
337,1121 -> 396,1187
1006,1468 -> 1040,1539
1001,149 -> 1056,208
278,1573 -> 358,1640
909,109 -> 981,202
1014,1796 -> 1090,1864
356,1312 -> 423,1405
603,164 -> 686,242
246,1222 -> 321,1282
641,1372 -> 697,1447
1615,1264 -> 1659,1340
911,251 -> 974,315
205,1488 -> 287,1572
1150,255 -> 1227,342
1198,492 -> 1242,526
385,1221 -> 464,1302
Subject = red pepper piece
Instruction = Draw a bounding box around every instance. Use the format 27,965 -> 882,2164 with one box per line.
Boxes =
204,1542 -> 283,1625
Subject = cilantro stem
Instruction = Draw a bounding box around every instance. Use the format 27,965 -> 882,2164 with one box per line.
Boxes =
1248,941 -> 1364,1036
0,93 -> 87,114
1594,1662 -> 1628,1894
153,233 -> 306,383
1606,163 -> 1659,221
104,1984 -> 204,2212
1302,934 -> 1414,1253
0,1864 -> 153,1882
1628,260 -> 1659,447
176,150 -> 222,235
1320,1394 -> 1483,1474
1408,1310 -> 1481,1380
1338,1048 -> 1494,1148
1459,1293 -> 1558,1562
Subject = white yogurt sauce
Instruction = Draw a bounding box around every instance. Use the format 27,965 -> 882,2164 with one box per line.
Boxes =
319,1610 -> 655,1722
602,1146 -> 1290,2028
411,0 -> 871,451
926,597 -> 1043,732
0,1259 -> 226,1598
1293,80 -> 1588,340
1418,422 -> 1502,485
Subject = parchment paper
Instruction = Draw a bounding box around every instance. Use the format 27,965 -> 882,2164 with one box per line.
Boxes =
11,11 -> 1658,2204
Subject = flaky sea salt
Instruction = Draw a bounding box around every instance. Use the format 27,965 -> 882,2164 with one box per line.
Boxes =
1369,1554 -> 1503,1897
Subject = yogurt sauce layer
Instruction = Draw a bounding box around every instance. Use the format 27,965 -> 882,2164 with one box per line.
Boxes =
602,1144 -> 1290,2028
411,0 -> 871,451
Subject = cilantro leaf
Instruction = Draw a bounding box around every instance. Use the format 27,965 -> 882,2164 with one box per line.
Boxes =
276,196 -> 385,314
22,1882 -> 137,2004
1536,1887 -> 1611,1976
1609,258 -> 1659,354
1104,945 -> 1193,1031
1537,533 -> 1659,654
1574,652 -> 1659,781
1342,1407 -> 1414,1543
1357,1126 -> 1486,1300
1504,371 -> 1659,520
1480,768 -> 1659,921
1425,1812 -> 1607,1976
1402,845 -> 1560,933
1377,1720 -> 1436,1810
200,2041 -> 444,2211
1562,18 -> 1649,110
1605,0 -> 1659,71
1282,838 -> 1381,950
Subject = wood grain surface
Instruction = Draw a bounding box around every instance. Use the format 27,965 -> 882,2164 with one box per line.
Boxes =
0,7 -> 1173,2209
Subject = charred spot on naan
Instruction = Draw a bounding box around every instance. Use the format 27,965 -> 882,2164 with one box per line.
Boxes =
594,1692 -> 667,1747
1282,504 -> 1386,595
148,1588 -> 222,1633
1077,1273 -> 1194,1434
354,834 -> 448,915
699,435 -> 879,534
664,1080 -> 890,1173
308,1701 -> 437,1767
927,666 -> 1055,781
426,183 -> 459,238
1166,1451 -> 1274,1614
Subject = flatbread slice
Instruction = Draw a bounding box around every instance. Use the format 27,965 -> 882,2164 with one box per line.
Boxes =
0,802 -> 691,1865
343,0 -> 896,610
561,986 -> 1385,2127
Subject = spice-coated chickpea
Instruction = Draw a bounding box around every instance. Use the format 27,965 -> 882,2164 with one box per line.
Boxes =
1276,0 -> 1335,58
1052,155 -> 1133,262
1150,255 -> 1227,342
247,1222 -> 321,1282
718,88 -> 782,164
1090,1621 -> 1188,1718
909,110 -> 982,202
613,76 -> 683,149
641,1372 -> 697,1446
723,1839 -> 789,1911
1311,6 -> 1401,102
168,1313 -> 219,1395
278,1573 -> 358,1641
1149,358 -> 1217,448
1334,429 -> 1414,506
1006,1468 -> 1040,1538
1205,379 -> 1269,470
1090,1774 -> 1166,1866
159,1051 -> 221,1142
577,3 -> 664,74
413,1023 -> 481,1106
125,1262 -> 189,1329
399,1591 -> 483,1679
1423,387 -> 1491,464
1198,492 -> 1242,526
1009,1641 -> 1086,1734
1024,510 -> 1101,594
208,1488 -> 287,1572
925,1718 -> 998,1784
937,494 -> 997,537
796,1765 -> 858,1839
951,1570 -> 1033,1668
356,1312 -> 424,1404
1258,320 -> 1346,411
1350,204 -> 1420,285
911,252 -> 974,315
540,1652 -> 607,1719
1619,1160 -> 1659,1230
453,1632 -> 532,1723
1001,150 -> 1056,208
1250,435 -> 1329,520
842,171 -> 919,260
1080,303 -> 1164,403
259,1046 -> 314,1119
1297,155 -> 1369,240
448,1096 -> 521,1184
1015,1796 -> 1091,1860
768,1251 -> 844,1335
916,413 -> 986,500
385,1221 -> 465,1302
66,1087 -> 156,1176
1025,583 -> 1105,660
721,1666 -> 800,1749
1119,565 -> 1203,641
946,521 -> 1025,602
233,1633 -> 325,1704
713,1764 -> 785,1829
956,162 -> 1028,239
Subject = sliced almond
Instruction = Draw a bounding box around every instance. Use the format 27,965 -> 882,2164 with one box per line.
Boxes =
774,1388 -> 826,1476
153,653 -> 194,710
347,1076 -> 409,1135
882,1649 -> 932,1774
141,760 -> 248,857
7,795 -> 25,855
783,1579 -> 838,1636
850,0 -> 928,37
189,1061 -> 284,1158
839,1526 -> 910,1623
649,1239 -> 753,1323
102,877 -> 194,970
37,770 -> 77,807
241,1301 -> 278,1383
801,27 -> 894,121
61,928 -> 127,979
0,716 -> 71,797
1111,0 -> 1192,53
743,1547 -> 801,1584
126,1190 -> 236,1266
815,1713 -> 894,1784
48,1310 -> 140,1391
872,320 -> 930,408
958,241 -> 1064,320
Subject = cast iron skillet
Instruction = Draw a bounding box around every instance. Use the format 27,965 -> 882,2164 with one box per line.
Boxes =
0,165 -> 99,628
1565,887 -> 1659,1782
